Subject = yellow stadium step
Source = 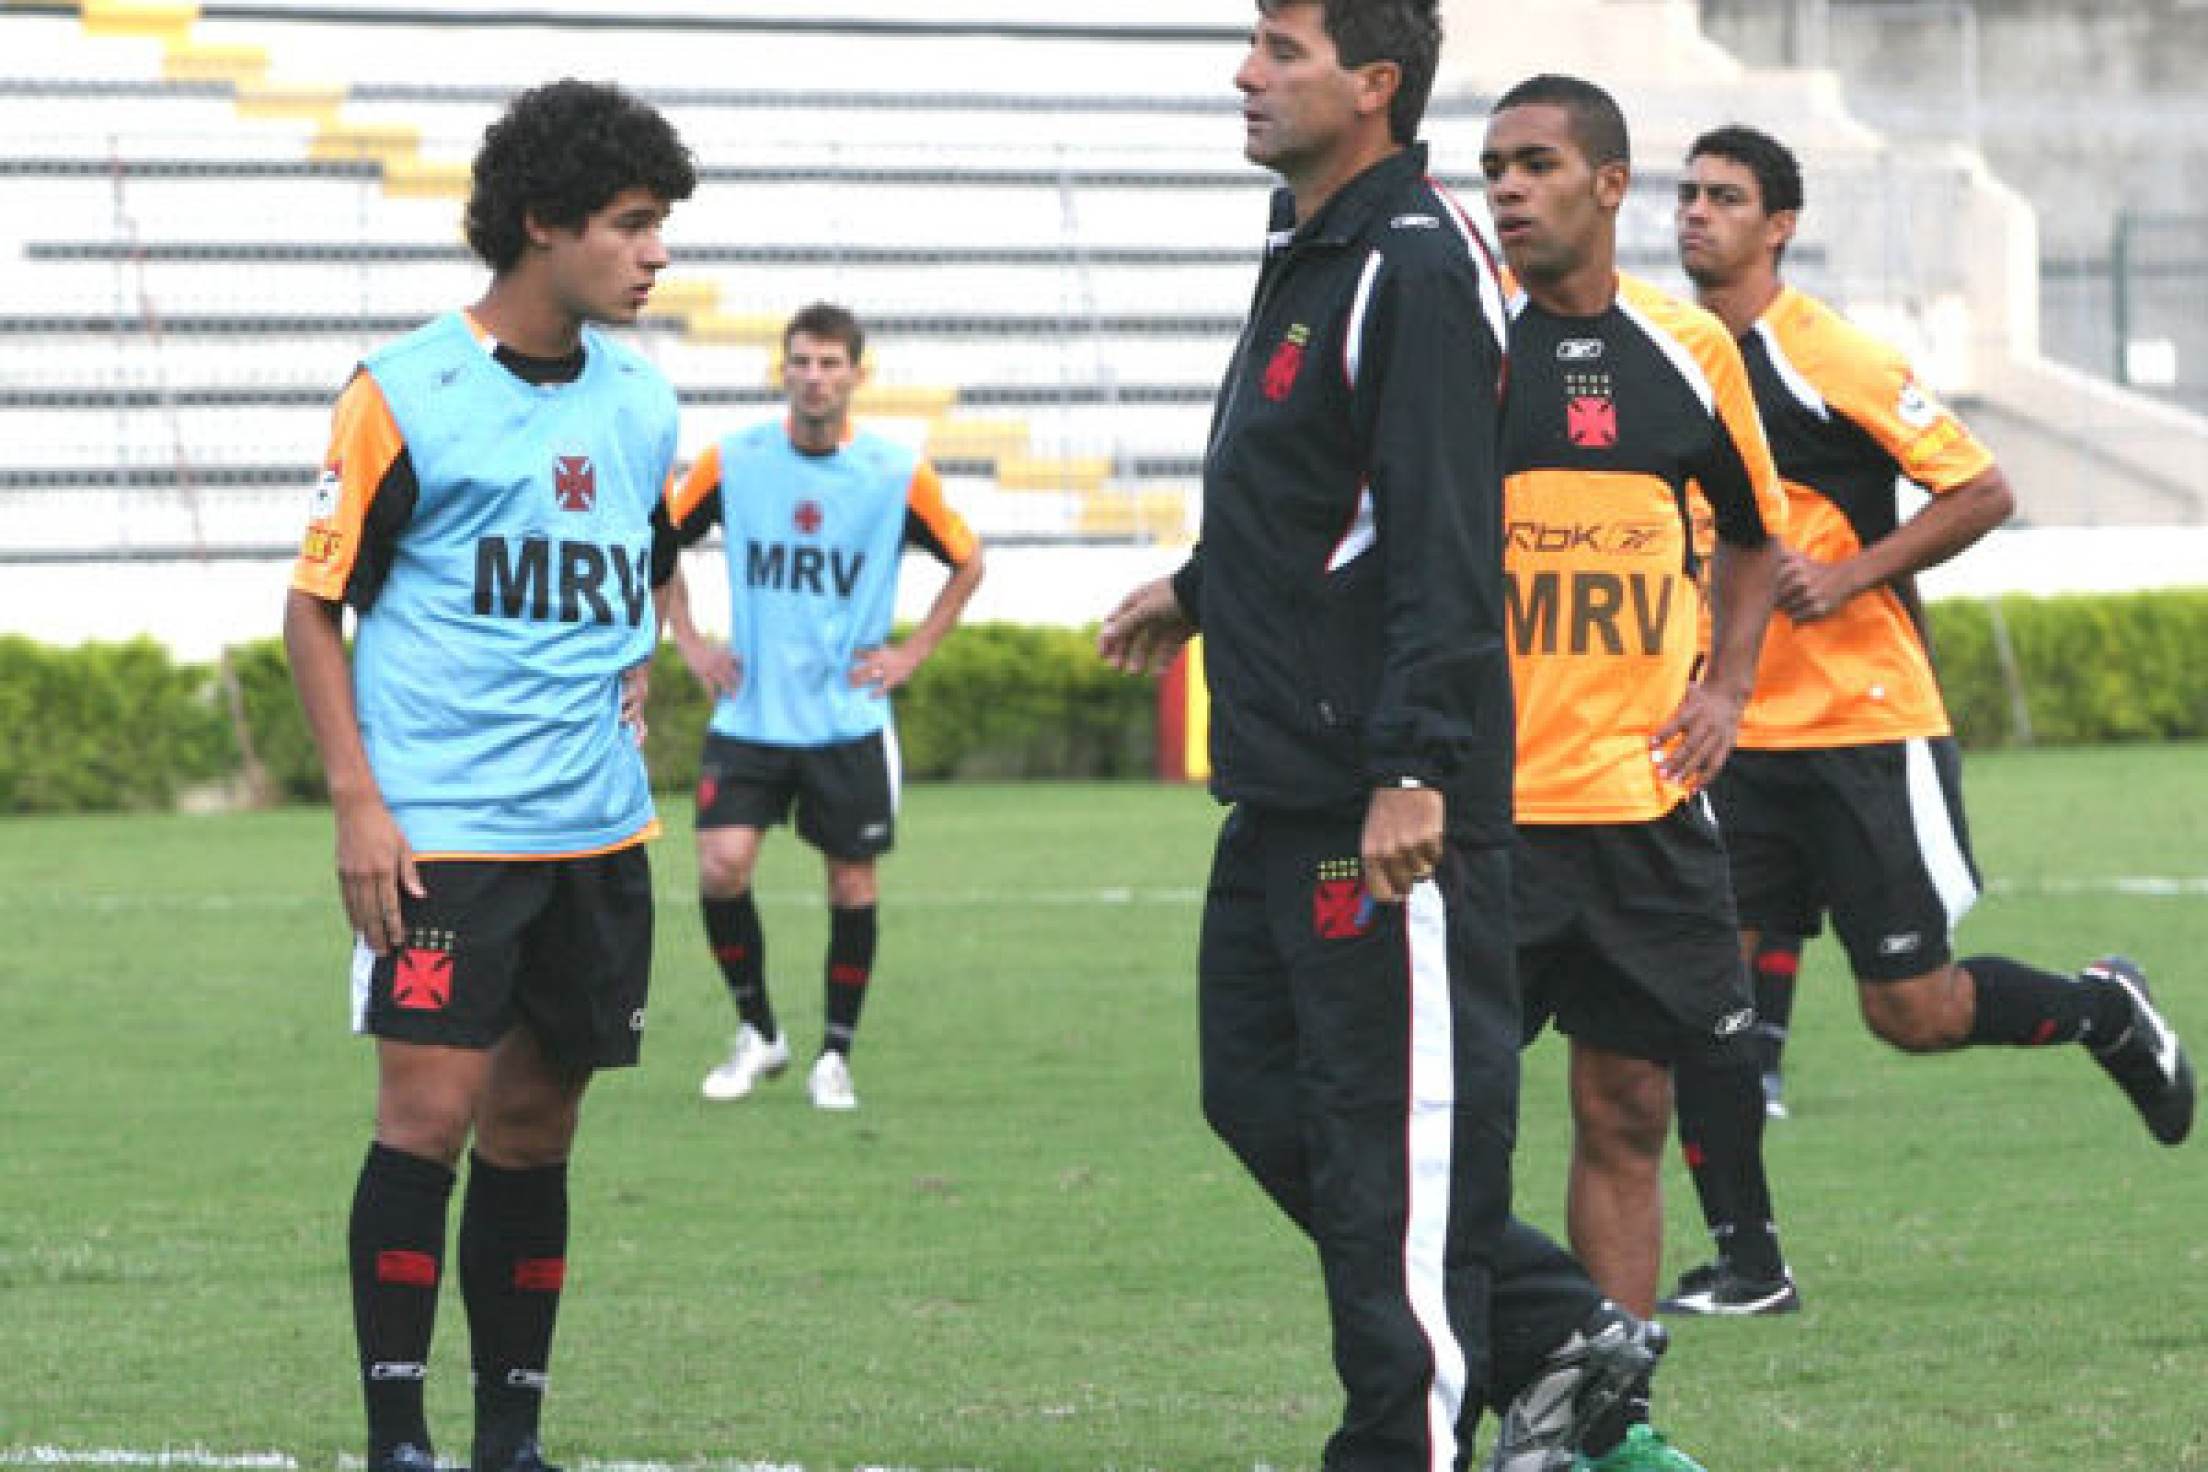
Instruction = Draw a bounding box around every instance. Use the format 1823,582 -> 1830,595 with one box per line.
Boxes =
162,40 -> 267,85
309,120 -> 423,164
925,418 -> 1032,462
81,0 -> 196,39
232,80 -> 344,123
853,384 -> 958,417
379,155 -> 470,199
643,277 -> 722,316
686,311 -> 784,347
1078,487 -> 1192,539
998,455 -> 1112,494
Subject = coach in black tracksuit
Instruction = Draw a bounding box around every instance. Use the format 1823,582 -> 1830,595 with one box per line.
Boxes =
1099,9 -> 1610,1468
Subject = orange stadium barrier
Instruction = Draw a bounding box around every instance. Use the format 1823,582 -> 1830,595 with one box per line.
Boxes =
1155,638 -> 1210,784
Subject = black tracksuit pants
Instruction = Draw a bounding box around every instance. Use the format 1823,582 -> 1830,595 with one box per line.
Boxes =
1198,806 -> 1599,1471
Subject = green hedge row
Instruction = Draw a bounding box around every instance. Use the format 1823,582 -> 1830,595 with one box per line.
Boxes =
0,622 -> 1156,813
3,592 -> 2203,813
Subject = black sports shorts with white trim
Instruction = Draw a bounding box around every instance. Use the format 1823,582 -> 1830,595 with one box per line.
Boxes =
1514,798 -> 1758,1067
350,845 -> 654,1070
1713,736 -> 1981,983
696,729 -> 899,860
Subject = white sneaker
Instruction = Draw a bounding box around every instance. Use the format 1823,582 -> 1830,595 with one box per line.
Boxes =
701,1024 -> 789,1101
807,1051 -> 859,1112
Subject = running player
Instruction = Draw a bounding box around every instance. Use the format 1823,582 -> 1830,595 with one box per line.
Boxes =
1662,120 -> 2194,1309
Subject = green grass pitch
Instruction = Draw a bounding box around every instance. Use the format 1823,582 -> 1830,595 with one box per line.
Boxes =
3,745 -> 2205,1470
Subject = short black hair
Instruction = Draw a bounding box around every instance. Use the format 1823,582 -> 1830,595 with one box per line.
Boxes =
1492,73 -> 1631,169
785,302 -> 865,365
465,78 -> 696,274
1258,0 -> 1444,146
1687,123 -> 1805,216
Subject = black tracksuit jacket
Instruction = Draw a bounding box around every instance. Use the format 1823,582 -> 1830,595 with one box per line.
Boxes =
1171,143 -> 1514,848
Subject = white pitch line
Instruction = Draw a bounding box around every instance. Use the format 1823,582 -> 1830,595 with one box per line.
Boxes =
5,876 -> 2208,915
8,1454 -> 1285,1472
0,888 -> 1210,913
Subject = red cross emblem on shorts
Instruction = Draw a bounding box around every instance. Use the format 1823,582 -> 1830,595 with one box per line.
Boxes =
393,947 -> 454,1011
553,455 -> 596,511
1567,396 -> 1618,448
794,499 -> 823,535
1312,878 -> 1375,941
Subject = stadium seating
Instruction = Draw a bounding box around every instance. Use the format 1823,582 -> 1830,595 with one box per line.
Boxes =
3,0 -> 2197,571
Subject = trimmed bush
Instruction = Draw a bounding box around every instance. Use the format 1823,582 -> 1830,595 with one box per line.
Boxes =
4,592 -> 2204,813
1929,589 -> 2208,749
0,636 -> 235,812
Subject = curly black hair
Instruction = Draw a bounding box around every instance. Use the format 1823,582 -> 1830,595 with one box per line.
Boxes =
464,78 -> 697,274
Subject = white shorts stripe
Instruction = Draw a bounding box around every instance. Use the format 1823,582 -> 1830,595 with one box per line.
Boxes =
1401,877 -> 1465,1470
1904,737 -> 1979,932
883,722 -> 904,816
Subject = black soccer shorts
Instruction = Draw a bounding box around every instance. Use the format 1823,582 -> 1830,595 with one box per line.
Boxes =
1514,799 -> 1758,1067
1713,737 -> 1981,983
695,729 -> 898,860
350,845 -> 654,1070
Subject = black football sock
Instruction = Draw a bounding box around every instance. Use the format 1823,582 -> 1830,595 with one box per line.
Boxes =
349,1142 -> 455,1459
1751,936 -> 1803,1077
1963,955 -> 2132,1048
822,903 -> 878,1057
459,1154 -> 569,1466
1674,1057 -> 1785,1281
703,893 -> 777,1039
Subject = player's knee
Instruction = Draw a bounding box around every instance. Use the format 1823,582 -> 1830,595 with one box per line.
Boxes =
374,1098 -> 474,1167
1572,1070 -> 1671,1164
826,863 -> 878,909
1859,975 -> 1965,1052
696,844 -> 756,897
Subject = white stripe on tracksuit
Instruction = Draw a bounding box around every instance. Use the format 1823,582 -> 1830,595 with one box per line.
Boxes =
1402,876 -> 1466,1469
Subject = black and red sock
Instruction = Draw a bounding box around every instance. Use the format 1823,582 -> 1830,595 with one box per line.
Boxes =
1964,954 -> 2132,1048
459,1154 -> 569,1467
1674,1057 -> 1785,1281
822,903 -> 878,1056
704,893 -> 777,1039
349,1142 -> 455,1459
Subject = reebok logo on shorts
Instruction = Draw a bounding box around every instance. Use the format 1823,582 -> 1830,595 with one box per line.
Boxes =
1879,931 -> 1923,957
1313,858 -> 1375,941
1714,1007 -> 1756,1039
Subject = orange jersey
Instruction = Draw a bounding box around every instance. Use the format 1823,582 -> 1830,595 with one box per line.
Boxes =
1736,287 -> 1996,748
1503,274 -> 1786,824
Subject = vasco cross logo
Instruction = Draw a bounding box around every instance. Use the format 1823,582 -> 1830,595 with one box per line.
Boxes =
1312,858 -> 1376,941
553,454 -> 597,512
1263,323 -> 1311,402
794,499 -> 824,535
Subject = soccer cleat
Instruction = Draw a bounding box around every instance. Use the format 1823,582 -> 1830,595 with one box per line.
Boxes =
1487,1301 -> 1667,1472
472,1436 -> 562,1472
1760,1069 -> 1788,1120
367,1444 -> 436,1472
1574,1424 -> 1710,1471
1658,1259 -> 1801,1316
701,1023 -> 790,1101
808,1050 -> 859,1112
2084,956 -> 2195,1145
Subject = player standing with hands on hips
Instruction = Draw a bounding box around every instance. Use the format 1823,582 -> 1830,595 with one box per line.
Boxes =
286,79 -> 694,1472
663,303 -> 984,1113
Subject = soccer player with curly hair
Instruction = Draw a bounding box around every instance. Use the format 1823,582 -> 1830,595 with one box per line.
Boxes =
285,79 -> 694,1472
